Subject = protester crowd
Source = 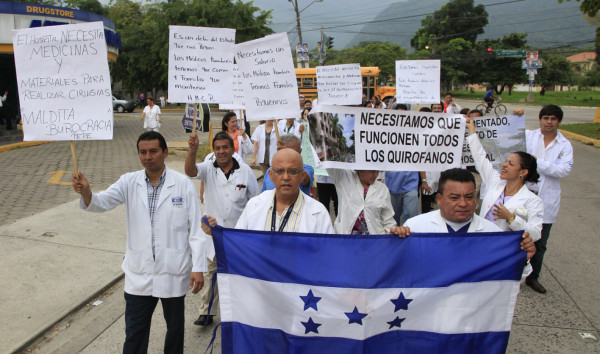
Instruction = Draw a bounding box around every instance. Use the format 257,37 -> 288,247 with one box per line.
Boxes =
71,92 -> 572,353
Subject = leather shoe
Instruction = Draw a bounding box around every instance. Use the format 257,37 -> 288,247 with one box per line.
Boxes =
194,315 -> 214,326
526,278 -> 547,294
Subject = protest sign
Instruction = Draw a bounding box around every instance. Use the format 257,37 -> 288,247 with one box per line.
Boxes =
462,114 -> 526,166
168,25 -> 235,103
309,105 -> 464,171
395,60 -> 440,104
12,22 -> 112,141
316,63 -> 362,105
219,65 -> 244,110
234,33 -> 300,121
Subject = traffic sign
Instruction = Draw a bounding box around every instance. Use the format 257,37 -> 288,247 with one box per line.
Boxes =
495,49 -> 526,58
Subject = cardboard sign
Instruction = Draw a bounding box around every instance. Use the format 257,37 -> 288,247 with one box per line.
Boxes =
168,25 -> 235,103
12,22 -> 113,141
316,63 -> 362,105
395,60 -> 440,104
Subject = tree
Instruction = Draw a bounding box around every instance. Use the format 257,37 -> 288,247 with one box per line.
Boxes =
435,38 -> 474,89
535,54 -> 575,95
411,0 -> 488,51
107,0 -> 273,94
324,41 -> 407,80
64,0 -> 107,16
474,33 -> 530,95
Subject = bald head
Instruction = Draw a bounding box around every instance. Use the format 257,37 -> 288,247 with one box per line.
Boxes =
269,148 -> 306,201
271,148 -> 303,170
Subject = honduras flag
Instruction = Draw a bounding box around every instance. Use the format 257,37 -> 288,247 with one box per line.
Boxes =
212,227 -> 526,354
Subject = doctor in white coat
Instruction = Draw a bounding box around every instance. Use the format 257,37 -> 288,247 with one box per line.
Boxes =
73,132 -> 206,354
398,168 -> 536,260
203,149 -> 333,234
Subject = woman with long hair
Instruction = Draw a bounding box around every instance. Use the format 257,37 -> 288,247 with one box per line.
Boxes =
221,112 -> 253,161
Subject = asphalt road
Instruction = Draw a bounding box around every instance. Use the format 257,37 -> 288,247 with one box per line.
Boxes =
4,102 -> 599,353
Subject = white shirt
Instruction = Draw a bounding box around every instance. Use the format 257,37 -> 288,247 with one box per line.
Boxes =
327,168 -> 396,235
404,210 -> 501,233
526,129 -> 573,223
234,133 -> 255,162
236,189 -> 334,234
81,167 -> 206,298
143,105 -> 162,128
251,123 -> 278,165
0,93 -> 6,107
277,119 -> 302,139
468,134 -> 544,241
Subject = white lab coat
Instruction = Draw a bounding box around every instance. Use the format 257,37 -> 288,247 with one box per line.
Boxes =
234,134 -> 254,162
81,167 -> 206,298
327,169 -> 396,235
404,210 -> 501,233
277,119 -> 302,139
251,123 -> 278,165
526,129 -> 573,223
193,160 -> 259,259
236,189 -> 334,234
468,134 -> 544,242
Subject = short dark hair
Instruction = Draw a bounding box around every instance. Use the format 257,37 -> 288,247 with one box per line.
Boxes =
394,103 -> 408,110
222,112 -> 237,131
539,104 -> 563,122
438,168 -> 476,195
444,92 -> 453,98
513,151 -> 540,183
137,131 -> 167,152
459,108 -> 470,115
431,102 -> 444,110
305,99 -> 312,104
147,96 -> 154,102
468,109 -> 484,118
213,131 -> 234,149
419,107 -> 432,112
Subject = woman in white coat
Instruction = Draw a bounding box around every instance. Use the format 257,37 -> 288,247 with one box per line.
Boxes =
327,169 -> 400,235
222,112 -> 253,162
251,120 -> 278,177
466,118 -> 544,241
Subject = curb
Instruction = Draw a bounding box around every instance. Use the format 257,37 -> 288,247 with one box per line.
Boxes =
0,140 -> 51,153
559,129 -> 600,148
12,272 -> 125,354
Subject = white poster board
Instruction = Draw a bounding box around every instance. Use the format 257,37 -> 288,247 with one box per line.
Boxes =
235,33 -> 300,121
219,65 -> 244,110
12,22 -> 113,141
316,63 -> 362,105
168,25 -> 235,103
462,114 -> 526,166
309,105 -> 464,171
395,60 -> 441,104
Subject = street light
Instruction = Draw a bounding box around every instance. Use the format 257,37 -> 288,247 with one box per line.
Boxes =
288,0 -> 323,44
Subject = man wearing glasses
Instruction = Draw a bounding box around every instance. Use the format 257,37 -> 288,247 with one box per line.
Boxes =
524,105 -> 573,294
261,134 -> 314,196
203,148 -> 333,234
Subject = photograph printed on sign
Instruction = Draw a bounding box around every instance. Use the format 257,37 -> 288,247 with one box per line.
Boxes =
461,114 -> 526,167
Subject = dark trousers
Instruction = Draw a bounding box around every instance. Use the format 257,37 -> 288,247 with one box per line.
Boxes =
317,182 -> 338,216
529,223 -> 552,280
123,292 -> 185,354
421,192 -> 437,213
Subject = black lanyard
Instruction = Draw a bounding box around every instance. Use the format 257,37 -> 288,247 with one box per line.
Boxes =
271,196 -> 296,232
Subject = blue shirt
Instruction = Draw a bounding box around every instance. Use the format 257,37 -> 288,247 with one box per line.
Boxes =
384,171 -> 419,194
261,163 -> 315,196
484,90 -> 494,99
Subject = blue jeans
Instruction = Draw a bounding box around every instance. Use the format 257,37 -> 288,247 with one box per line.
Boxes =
123,292 -> 185,354
529,223 -> 552,280
390,190 -> 419,226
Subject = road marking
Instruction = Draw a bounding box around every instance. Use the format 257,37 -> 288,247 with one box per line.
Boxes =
47,170 -> 72,185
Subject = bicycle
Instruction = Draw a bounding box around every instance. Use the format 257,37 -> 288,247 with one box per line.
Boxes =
476,98 -> 507,116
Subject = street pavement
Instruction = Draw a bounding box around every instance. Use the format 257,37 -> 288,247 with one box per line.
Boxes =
1,102 -> 599,353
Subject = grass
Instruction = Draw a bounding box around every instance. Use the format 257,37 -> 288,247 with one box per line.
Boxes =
560,123 -> 600,140
452,90 -> 600,107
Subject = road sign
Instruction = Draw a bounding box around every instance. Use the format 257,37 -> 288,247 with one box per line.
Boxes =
495,49 -> 527,58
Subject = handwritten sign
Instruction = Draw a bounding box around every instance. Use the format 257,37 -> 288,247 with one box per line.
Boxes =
219,65 -> 244,110
462,114 -> 526,166
316,63 -> 362,105
12,22 -> 113,141
168,25 -> 235,103
395,60 -> 440,104
235,33 -> 300,121
309,105 -> 464,171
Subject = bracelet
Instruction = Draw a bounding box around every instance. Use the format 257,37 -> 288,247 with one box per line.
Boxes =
422,179 -> 428,183
507,216 -> 515,224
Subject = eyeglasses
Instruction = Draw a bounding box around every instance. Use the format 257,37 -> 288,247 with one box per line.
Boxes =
272,168 -> 302,177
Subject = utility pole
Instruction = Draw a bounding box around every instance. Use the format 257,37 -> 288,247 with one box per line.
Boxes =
289,0 -> 303,44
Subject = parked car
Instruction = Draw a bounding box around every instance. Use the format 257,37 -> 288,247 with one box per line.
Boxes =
112,94 -> 137,113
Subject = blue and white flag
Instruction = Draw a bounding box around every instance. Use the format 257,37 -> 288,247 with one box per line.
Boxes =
212,228 -> 526,354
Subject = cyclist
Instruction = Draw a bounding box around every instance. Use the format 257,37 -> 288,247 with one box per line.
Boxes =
484,87 -> 499,112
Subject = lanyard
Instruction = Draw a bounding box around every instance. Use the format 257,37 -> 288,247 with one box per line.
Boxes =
271,196 -> 296,232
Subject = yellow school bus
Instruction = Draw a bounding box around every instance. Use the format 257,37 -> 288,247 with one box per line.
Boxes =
295,66 -> 396,102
